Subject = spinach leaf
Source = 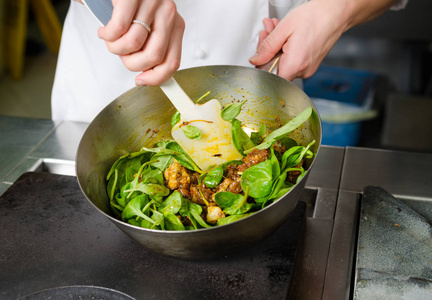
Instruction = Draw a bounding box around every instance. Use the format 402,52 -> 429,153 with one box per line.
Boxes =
269,148 -> 281,180
110,196 -> 123,215
279,136 -> 298,149
123,182 -> 170,197
243,139 -> 275,153
128,219 -> 141,227
178,197 -> 211,229
203,166 -> 223,188
217,213 -> 254,226
150,209 -> 165,230
244,107 -> 312,154
189,211 -> 212,228
140,168 -> 164,185
241,159 -> 273,198
150,154 -> 174,171
106,153 -> 129,181
280,146 -> 304,171
281,140 -> 315,171
164,212 -> 185,231
231,118 -> 255,155
214,192 -> 253,215
171,111 -> 181,127
166,141 -> 202,173
263,107 -> 312,142
107,168 -> 118,201
251,124 -> 266,145
182,125 -> 202,140
295,168 -> 307,184
159,190 -> 183,215
121,195 -> 155,225
221,100 -> 246,121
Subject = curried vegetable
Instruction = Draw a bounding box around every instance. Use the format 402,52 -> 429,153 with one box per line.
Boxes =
106,104 -> 315,231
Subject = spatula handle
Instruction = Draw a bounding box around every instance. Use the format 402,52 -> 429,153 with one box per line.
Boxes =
160,78 -> 195,115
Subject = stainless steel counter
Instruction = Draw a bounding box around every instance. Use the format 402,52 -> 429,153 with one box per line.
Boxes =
0,118 -> 88,193
1,115 -> 432,299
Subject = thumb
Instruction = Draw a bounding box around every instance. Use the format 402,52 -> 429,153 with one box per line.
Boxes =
249,30 -> 285,66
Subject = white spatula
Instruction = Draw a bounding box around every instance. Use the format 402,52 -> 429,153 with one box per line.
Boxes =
161,78 -> 243,171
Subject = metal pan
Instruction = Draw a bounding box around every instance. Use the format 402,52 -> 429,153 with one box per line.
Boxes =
76,65 -> 322,260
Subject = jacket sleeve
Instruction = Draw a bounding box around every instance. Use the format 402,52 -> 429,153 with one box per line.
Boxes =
390,0 -> 408,10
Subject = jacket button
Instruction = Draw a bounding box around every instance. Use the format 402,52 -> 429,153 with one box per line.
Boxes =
195,46 -> 206,59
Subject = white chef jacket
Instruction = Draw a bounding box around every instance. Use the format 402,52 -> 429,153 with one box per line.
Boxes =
51,0 -> 407,123
51,0 -> 307,122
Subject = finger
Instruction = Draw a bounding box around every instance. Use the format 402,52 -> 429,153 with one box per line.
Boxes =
257,18 -> 277,50
277,52 -> 303,81
277,43 -> 318,81
98,0 -> 138,41
257,30 -> 269,49
120,1 -> 177,72
104,2 -> 157,55
271,18 -> 280,27
135,13 -> 184,86
249,19 -> 289,66
263,18 -> 276,33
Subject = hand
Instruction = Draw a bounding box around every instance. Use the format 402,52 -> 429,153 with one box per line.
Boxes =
97,0 -> 185,86
249,1 -> 346,81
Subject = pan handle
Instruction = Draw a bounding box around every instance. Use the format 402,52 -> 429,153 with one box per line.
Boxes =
256,51 -> 282,74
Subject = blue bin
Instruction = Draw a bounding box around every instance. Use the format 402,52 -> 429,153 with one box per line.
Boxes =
304,66 -> 378,146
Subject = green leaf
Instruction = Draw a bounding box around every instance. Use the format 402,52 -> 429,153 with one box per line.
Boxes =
264,107 -> 312,142
244,139 -> 274,153
171,111 -> 181,127
140,168 -> 164,185
128,219 -> 141,227
279,136 -> 298,149
281,140 -> 315,171
214,191 -> 253,215
281,146 -> 304,171
231,118 -> 255,155
121,195 -> 154,225
217,213 -> 254,226
250,124 -> 266,145
151,209 -> 165,230
256,172 -> 289,207
241,159 -> 273,198
164,212 -> 185,231
221,100 -> 246,121
150,154 -> 174,171
166,141 -> 202,173
182,125 -> 202,140
203,166 -> 223,188
269,148 -> 280,180
159,191 -> 183,215
123,182 -> 170,197
115,192 -> 129,208
190,211 -> 212,228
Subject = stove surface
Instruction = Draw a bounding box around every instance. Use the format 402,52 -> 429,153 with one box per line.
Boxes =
354,186 -> 432,299
0,172 -> 306,300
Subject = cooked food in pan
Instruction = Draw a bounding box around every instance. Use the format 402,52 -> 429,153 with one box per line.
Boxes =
106,103 -> 314,231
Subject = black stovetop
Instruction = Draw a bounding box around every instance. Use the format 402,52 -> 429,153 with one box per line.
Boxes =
0,172 -> 305,300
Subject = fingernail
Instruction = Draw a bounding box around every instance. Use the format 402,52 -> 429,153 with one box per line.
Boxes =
249,53 -> 259,63
136,79 -> 146,86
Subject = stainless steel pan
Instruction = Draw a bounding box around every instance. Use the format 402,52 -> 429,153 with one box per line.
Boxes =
76,65 -> 321,260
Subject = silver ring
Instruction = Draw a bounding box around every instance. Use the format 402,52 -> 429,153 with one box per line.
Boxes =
132,20 -> 151,33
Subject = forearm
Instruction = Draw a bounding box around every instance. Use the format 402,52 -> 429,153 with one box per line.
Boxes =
320,0 -> 399,32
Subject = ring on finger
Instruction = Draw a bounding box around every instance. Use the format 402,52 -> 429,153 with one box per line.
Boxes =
132,20 -> 151,33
